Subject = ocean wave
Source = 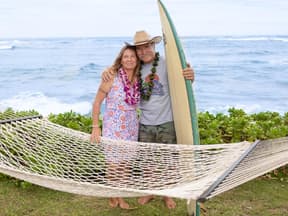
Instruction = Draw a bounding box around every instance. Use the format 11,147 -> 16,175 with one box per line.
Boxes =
0,38 -> 126,50
1,91 -> 286,117
0,45 -> 15,50
220,36 -> 288,42
235,50 -> 272,56
246,60 -> 268,64
0,39 -> 72,50
0,91 -> 91,116
0,40 -> 30,50
268,58 -> 288,65
79,63 -> 102,74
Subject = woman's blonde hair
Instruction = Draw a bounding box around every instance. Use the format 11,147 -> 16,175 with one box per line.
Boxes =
112,45 -> 141,82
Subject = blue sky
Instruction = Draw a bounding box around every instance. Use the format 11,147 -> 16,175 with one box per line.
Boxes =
1,0 -> 288,38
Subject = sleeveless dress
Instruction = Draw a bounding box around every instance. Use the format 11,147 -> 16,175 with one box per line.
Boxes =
102,73 -> 139,162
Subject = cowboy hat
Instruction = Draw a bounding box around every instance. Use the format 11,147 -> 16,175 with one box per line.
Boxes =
126,30 -> 162,46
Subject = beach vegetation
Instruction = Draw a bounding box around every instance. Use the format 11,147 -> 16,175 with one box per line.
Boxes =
0,108 -> 287,215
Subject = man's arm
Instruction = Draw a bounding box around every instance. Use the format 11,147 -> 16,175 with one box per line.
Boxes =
101,66 -> 116,82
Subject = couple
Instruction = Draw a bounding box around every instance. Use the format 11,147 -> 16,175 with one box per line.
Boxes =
90,30 -> 195,209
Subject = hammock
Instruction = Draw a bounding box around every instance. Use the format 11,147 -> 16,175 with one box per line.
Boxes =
0,113 -> 288,202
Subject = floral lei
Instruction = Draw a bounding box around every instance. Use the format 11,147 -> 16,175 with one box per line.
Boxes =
139,52 -> 160,101
119,67 -> 140,105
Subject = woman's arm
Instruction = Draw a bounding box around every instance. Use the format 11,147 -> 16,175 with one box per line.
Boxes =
90,79 -> 113,143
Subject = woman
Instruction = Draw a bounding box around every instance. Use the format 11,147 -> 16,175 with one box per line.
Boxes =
90,45 -> 140,209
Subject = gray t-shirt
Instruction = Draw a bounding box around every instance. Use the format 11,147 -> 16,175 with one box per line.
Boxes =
139,56 -> 173,125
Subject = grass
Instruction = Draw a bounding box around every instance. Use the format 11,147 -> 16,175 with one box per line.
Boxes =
0,177 -> 287,216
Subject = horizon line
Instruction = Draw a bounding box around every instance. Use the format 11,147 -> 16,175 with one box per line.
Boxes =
2,34 -> 288,40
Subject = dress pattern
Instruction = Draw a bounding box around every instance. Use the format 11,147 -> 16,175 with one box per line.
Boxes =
102,73 -> 139,141
102,73 -> 139,163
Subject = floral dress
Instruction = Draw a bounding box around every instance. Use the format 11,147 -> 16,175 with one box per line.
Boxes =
102,72 -> 139,162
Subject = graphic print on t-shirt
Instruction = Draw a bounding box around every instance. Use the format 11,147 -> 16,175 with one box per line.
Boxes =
142,74 -> 164,96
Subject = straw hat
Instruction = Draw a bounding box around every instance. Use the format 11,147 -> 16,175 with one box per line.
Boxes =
126,30 -> 162,46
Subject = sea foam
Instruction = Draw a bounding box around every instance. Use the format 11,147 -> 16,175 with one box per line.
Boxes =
0,91 -> 91,116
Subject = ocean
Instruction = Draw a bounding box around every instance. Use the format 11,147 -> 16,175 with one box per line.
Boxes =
0,36 -> 288,116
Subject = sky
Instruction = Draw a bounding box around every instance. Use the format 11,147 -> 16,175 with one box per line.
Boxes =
1,0 -> 288,38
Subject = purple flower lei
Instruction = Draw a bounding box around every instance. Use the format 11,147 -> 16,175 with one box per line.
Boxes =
119,67 -> 140,105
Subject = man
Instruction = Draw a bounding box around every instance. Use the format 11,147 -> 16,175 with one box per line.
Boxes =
103,30 -> 195,209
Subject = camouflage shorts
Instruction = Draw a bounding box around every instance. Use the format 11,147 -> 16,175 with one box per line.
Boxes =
138,121 -> 177,144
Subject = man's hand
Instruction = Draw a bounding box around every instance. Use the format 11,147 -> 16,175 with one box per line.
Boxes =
102,67 -> 115,82
182,63 -> 195,81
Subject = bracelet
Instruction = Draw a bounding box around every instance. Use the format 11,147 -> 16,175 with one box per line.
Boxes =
92,124 -> 100,128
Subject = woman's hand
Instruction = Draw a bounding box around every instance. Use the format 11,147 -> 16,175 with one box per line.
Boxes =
90,127 -> 101,144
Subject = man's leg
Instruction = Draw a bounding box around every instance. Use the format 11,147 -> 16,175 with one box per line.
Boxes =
157,122 -> 177,209
157,121 -> 177,144
138,124 -> 156,143
138,124 -> 156,205
137,123 -> 177,208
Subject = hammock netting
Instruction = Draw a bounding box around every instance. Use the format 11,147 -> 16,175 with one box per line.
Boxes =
0,112 -> 288,201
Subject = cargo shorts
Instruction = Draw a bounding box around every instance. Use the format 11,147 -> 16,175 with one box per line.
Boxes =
138,121 -> 177,144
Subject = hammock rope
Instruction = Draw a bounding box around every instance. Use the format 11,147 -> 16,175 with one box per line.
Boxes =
0,113 -> 288,201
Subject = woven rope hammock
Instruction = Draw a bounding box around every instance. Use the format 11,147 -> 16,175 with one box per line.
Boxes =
0,113 -> 288,202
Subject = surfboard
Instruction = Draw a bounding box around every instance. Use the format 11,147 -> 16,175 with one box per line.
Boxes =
157,0 -> 199,145
158,2 -> 200,215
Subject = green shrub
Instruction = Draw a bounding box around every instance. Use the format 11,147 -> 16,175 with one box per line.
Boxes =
48,111 -> 94,133
1,108 -> 287,185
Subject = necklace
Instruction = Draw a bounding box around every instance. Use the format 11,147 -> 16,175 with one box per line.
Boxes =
139,52 -> 160,101
119,68 -> 140,105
